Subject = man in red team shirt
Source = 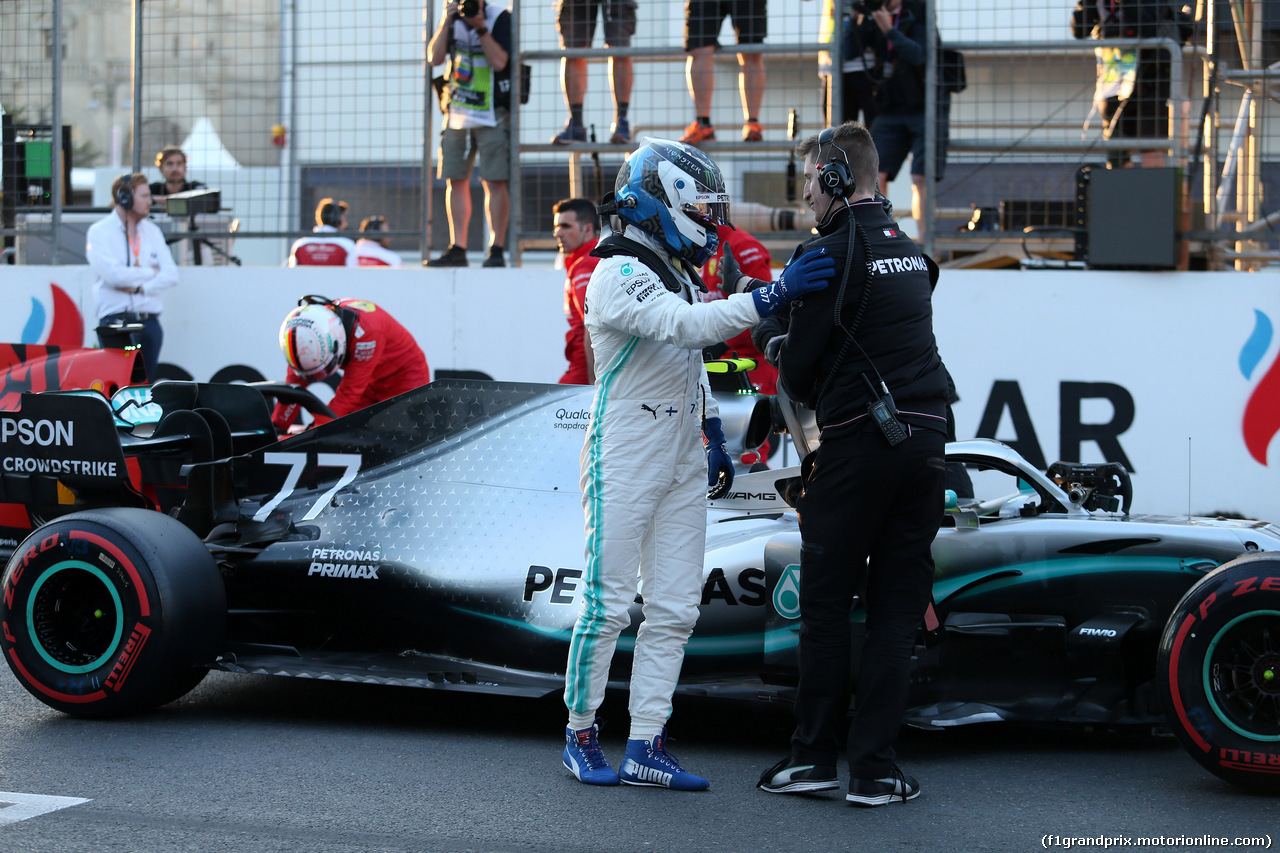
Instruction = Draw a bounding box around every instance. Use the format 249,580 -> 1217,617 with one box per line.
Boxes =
700,221 -> 776,464
288,199 -> 360,267
552,198 -> 601,385
272,296 -> 430,430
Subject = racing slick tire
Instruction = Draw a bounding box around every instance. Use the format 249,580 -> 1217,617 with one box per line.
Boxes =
1158,552 -> 1280,792
0,508 -> 225,717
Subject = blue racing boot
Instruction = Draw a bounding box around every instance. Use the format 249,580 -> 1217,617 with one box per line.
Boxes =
619,728 -> 709,791
563,721 -> 620,785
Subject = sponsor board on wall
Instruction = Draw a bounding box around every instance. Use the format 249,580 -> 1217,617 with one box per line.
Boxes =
3,265 -> 1279,522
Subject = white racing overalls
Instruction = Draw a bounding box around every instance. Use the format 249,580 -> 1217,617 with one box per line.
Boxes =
564,228 -> 763,736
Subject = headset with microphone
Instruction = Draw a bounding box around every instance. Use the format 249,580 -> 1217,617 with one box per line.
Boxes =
815,126 -> 855,200
115,175 -> 135,209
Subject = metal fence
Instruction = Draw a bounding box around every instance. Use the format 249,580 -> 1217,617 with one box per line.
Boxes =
3,0 -> 1279,269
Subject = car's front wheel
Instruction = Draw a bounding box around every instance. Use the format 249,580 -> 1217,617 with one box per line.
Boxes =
1158,552 -> 1280,792
0,508 -> 225,717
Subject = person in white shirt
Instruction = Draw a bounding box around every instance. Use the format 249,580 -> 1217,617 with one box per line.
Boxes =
355,216 -> 404,267
85,173 -> 179,382
288,198 -> 360,267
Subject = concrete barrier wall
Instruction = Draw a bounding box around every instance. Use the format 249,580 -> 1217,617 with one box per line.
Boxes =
4,264 -> 1279,521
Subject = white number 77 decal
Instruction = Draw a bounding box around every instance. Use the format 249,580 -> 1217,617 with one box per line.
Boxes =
252,452 -> 362,522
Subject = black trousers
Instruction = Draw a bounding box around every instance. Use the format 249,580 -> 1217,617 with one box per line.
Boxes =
789,425 -> 944,779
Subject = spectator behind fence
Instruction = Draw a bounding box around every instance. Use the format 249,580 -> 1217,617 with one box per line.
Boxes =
681,0 -> 768,145
857,0 -> 950,245
426,0 -> 513,269
355,216 -> 404,267
149,146 -> 205,200
289,199 -> 359,267
818,0 -> 879,127
85,173 -> 178,382
1071,0 -> 1193,168
552,198 -> 600,385
551,0 -> 636,145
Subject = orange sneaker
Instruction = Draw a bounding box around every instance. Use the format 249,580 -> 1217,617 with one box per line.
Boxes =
680,121 -> 716,145
742,120 -> 763,142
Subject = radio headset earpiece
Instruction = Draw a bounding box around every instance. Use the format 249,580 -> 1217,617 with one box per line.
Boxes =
115,175 -> 134,209
815,127 -> 854,200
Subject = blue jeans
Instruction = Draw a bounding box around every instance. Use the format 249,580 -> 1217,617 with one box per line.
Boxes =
98,311 -> 163,382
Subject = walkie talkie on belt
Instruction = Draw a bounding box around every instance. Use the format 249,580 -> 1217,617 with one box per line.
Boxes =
862,373 -> 907,446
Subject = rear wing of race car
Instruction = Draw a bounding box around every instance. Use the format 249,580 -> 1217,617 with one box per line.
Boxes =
0,383 -> 278,552
0,392 -> 146,544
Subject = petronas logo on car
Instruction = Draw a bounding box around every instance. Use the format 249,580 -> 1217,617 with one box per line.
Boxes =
773,566 -> 801,620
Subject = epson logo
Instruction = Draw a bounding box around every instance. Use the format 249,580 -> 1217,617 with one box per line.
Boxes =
1,417 -> 74,446
1078,627 -> 1118,637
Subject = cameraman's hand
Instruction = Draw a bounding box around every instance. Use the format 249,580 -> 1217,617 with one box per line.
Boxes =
871,7 -> 893,31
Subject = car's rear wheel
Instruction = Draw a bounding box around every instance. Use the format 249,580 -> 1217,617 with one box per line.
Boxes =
0,508 -> 225,717
1158,553 -> 1280,791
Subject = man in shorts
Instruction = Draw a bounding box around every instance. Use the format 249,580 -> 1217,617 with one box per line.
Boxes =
551,0 -> 637,145
681,0 -> 768,145
426,0 -> 513,268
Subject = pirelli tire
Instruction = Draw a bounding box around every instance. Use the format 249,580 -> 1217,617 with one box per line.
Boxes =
0,508 -> 225,717
1158,552 -> 1280,792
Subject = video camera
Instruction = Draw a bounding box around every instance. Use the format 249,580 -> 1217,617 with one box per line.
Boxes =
851,0 -> 883,13
460,0 -> 479,18
163,188 -> 221,217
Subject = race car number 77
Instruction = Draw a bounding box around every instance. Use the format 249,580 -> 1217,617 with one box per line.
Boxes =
252,452 -> 362,522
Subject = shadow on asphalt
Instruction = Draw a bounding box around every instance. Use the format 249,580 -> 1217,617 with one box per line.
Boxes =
151,671 -> 1179,762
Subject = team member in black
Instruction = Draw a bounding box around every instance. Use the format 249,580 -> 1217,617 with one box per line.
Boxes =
752,121 -> 949,806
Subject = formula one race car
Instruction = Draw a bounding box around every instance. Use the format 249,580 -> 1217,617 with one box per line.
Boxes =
1,377 -> 1278,793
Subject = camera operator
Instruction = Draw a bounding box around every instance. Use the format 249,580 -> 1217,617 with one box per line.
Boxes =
755,122 -> 948,806
853,0 -> 949,244
149,146 -> 205,200
425,0 -> 512,268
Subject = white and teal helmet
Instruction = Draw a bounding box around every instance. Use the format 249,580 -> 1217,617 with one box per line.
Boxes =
614,138 -> 731,265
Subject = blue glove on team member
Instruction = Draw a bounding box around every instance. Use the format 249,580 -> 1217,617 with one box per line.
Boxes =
703,417 -> 734,500
750,248 -> 835,317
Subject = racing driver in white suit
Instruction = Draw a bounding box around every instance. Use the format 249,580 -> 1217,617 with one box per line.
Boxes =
561,138 -> 835,790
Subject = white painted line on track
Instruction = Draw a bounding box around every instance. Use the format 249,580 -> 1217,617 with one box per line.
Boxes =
0,792 -> 91,826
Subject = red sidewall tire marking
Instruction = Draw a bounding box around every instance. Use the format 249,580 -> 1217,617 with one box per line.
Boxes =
72,529 -> 150,617
5,647 -> 107,703
1167,612 -> 1211,753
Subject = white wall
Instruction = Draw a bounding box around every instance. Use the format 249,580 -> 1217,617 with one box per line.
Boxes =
4,264 -> 1280,523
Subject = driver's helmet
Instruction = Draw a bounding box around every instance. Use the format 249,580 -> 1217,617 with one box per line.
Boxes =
279,303 -> 346,381
614,138 -> 731,266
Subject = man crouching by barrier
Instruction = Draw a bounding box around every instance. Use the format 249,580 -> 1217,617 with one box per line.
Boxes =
561,137 -> 835,790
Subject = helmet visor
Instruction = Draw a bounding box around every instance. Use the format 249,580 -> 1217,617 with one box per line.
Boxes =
689,199 -> 732,232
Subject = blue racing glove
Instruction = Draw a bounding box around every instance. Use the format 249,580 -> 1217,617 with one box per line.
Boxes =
703,416 -> 735,500
718,241 -> 744,293
750,248 -> 836,317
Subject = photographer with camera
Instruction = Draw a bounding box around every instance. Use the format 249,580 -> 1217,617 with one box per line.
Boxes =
754,122 -> 948,806
426,0 -> 512,268
852,0 -> 951,244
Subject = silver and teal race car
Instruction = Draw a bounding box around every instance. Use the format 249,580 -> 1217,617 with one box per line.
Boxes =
1,375 -> 1277,792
